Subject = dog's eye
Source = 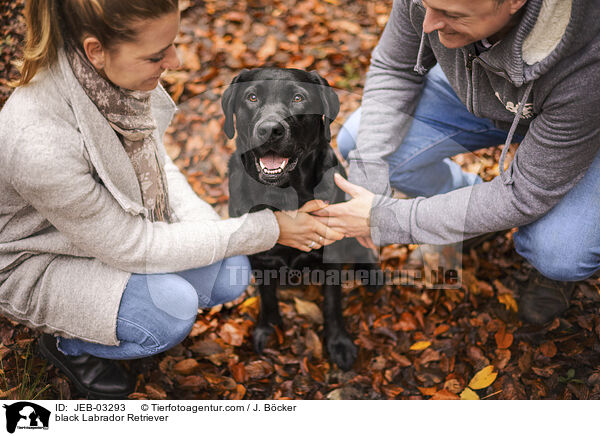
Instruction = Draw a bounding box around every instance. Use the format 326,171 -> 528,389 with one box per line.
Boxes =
292,94 -> 304,103
247,93 -> 258,102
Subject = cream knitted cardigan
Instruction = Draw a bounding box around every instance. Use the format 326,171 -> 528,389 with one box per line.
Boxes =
0,48 -> 279,345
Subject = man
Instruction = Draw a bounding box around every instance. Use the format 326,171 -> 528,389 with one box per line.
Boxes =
315,0 -> 600,324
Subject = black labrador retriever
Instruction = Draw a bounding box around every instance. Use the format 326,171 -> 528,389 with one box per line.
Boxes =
222,68 -> 379,371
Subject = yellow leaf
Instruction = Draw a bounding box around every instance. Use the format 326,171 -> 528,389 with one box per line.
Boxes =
460,387 -> 480,400
239,296 -> 258,314
468,365 -> 498,390
409,341 -> 431,351
497,293 -> 518,312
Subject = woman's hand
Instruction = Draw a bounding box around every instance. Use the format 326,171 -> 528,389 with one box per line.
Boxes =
312,173 -> 375,239
274,199 -> 344,252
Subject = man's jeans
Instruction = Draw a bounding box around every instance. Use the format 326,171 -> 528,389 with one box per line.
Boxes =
58,256 -> 251,359
338,65 -> 600,282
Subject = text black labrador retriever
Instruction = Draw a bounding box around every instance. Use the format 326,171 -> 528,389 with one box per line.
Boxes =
222,68 -> 379,370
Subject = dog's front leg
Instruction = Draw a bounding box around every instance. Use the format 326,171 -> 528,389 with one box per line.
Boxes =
323,280 -> 357,371
253,281 -> 283,354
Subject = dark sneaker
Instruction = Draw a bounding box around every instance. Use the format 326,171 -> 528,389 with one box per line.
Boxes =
38,334 -> 135,399
518,271 -> 576,325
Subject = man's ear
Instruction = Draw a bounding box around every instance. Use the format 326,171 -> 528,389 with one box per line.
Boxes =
508,0 -> 528,14
82,36 -> 106,70
309,71 -> 340,141
221,69 -> 250,139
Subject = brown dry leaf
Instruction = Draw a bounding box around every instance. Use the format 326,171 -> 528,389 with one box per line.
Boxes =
178,375 -> 207,391
409,340 -> 431,351
395,312 -> 418,331
460,387 -> 480,400
0,385 -> 19,400
382,385 -> 404,399
468,365 -> 498,390
531,366 -> 555,378
419,348 -> 441,365
257,35 -> 278,61
444,378 -> 463,394
390,352 -> 412,367
493,279 -> 513,294
305,329 -> 323,360
158,355 -> 177,374
230,362 -> 247,383
433,324 -> 450,336
144,383 -> 167,400
245,360 -> 274,380
173,358 -> 200,376
188,320 -> 211,338
294,297 -> 324,324
431,389 -> 460,400
0,345 -> 10,360
417,386 -> 437,396
218,322 -> 246,346
494,349 -> 512,370
477,280 -> 495,298
230,384 -> 246,400
494,328 -> 514,349
539,341 -> 557,358
189,339 -> 223,357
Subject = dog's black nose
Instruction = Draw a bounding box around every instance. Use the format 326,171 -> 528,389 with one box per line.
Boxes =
257,121 -> 285,142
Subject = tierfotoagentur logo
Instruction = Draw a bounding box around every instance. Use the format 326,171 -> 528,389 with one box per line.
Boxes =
227,265 -> 461,289
3,402 -> 50,434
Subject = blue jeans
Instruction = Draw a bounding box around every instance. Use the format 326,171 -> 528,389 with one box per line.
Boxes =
58,256 -> 251,359
338,65 -> 600,282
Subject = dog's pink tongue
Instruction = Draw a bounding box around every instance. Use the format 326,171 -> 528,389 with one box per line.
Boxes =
260,154 -> 288,170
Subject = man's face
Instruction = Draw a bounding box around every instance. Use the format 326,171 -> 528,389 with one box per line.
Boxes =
422,0 -> 526,49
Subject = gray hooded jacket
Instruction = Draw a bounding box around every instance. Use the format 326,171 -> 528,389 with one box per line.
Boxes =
348,0 -> 600,245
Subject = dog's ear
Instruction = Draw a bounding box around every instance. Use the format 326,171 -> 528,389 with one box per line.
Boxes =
309,71 -> 340,141
221,69 -> 250,139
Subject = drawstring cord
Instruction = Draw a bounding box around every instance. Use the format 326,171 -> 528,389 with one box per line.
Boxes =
414,29 -> 428,75
499,80 -> 534,184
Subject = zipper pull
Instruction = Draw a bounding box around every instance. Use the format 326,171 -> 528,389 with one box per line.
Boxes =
466,53 -> 476,71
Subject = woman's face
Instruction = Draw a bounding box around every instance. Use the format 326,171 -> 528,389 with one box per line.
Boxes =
84,11 -> 181,91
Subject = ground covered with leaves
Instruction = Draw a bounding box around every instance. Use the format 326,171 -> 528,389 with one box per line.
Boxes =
1,0 -> 600,400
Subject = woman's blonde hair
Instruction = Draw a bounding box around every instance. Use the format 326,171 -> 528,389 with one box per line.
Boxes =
14,0 -> 179,87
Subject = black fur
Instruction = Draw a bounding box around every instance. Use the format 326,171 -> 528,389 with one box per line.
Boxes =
223,68 -> 379,371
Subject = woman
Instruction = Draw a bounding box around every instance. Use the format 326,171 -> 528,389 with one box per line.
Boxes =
0,0 -> 341,399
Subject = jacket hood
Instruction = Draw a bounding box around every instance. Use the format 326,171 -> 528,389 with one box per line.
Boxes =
489,0 -> 592,86
520,0 -> 591,83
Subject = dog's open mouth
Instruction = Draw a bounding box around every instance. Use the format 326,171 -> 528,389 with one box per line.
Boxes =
254,152 -> 298,180
259,154 -> 289,175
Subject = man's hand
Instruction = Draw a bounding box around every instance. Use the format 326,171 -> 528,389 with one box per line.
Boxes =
312,173 -> 375,239
274,199 -> 344,252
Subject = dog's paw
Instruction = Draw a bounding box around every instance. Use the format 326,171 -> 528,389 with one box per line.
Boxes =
326,331 -> 357,371
253,325 -> 275,354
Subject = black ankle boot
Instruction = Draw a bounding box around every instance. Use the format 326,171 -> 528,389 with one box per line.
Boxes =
518,271 -> 576,325
38,334 -> 135,399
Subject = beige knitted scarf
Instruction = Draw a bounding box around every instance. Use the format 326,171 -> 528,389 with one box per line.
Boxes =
65,45 -> 173,223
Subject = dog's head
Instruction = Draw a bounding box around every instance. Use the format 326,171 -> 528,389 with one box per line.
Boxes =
222,68 -> 340,186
